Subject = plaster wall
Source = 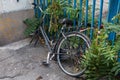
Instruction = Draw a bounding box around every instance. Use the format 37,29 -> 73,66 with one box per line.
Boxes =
0,0 -> 34,46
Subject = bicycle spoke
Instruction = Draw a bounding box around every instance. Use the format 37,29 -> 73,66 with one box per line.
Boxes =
57,32 -> 91,77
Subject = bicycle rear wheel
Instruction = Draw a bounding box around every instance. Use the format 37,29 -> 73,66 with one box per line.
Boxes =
57,32 -> 91,77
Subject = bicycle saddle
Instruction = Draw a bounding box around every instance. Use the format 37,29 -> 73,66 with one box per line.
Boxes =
59,18 -> 74,26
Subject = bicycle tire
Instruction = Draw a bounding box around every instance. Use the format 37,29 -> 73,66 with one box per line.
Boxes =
56,32 -> 91,77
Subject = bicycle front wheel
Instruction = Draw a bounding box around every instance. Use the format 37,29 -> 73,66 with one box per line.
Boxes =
57,32 -> 91,77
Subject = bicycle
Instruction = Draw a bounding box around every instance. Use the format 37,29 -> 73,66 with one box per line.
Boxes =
31,3 -> 91,77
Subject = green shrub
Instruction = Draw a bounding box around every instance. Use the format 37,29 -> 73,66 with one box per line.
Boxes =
81,29 -> 118,80
111,63 -> 120,77
24,17 -> 40,36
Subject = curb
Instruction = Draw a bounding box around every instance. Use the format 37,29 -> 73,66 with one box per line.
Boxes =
0,38 -> 31,50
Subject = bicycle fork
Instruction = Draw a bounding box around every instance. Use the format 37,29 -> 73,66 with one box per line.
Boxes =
39,26 -> 55,66
43,52 -> 55,66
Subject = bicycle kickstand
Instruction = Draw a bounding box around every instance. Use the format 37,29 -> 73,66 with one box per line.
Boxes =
42,52 -> 51,66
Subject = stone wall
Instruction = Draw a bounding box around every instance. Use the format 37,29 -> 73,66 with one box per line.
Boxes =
0,0 -> 34,46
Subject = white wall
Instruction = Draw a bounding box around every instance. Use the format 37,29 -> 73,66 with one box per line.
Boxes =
0,0 -> 33,14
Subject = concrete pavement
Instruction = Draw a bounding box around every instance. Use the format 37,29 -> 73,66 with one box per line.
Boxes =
0,38 -> 81,80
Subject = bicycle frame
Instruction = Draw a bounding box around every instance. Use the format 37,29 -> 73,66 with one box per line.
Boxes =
38,21 -> 67,64
39,26 -> 51,51
31,3 -> 92,76
39,25 -> 53,64
32,3 -> 90,65
31,3 -> 66,64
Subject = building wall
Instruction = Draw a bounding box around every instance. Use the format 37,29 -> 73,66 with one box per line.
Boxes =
0,0 -> 34,46
0,0 -> 33,14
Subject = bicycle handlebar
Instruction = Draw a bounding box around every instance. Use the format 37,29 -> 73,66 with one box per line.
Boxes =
32,3 -> 50,15
32,3 -> 44,12
32,3 -> 37,6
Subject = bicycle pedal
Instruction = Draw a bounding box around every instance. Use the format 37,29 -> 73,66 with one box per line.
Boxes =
42,61 -> 50,66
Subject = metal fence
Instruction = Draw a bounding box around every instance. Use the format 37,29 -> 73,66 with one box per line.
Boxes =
34,0 -> 119,36
33,0 -> 120,60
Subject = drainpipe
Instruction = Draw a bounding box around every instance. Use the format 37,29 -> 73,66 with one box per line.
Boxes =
107,0 -> 120,63
107,0 -> 119,22
107,0 -> 119,44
